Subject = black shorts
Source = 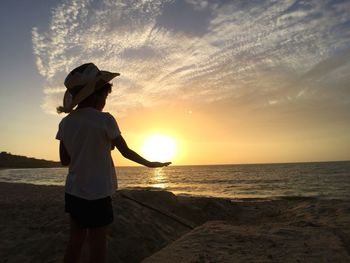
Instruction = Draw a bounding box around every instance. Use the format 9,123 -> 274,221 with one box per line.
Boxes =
65,193 -> 114,228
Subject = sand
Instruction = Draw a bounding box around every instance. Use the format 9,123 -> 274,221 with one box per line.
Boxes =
0,182 -> 349,262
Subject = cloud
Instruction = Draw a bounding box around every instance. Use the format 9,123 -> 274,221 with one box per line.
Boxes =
300,49 -> 350,80
32,0 -> 350,116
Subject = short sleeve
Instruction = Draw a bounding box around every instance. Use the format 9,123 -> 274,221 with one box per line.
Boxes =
105,113 -> 121,140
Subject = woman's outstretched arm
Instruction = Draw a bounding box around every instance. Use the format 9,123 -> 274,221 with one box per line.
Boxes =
112,135 -> 171,168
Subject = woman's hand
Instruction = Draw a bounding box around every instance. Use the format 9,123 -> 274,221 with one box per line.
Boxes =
147,162 -> 172,168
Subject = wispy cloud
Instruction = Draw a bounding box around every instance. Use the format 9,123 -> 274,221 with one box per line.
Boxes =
32,0 -> 350,115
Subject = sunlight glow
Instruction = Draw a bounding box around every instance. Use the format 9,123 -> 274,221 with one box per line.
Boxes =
141,134 -> 176,162
150,168 -> 168,189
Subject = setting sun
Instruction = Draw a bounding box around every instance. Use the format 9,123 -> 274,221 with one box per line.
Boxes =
141,134 -> 176,162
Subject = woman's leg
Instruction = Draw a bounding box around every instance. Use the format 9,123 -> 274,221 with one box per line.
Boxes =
88,226 -> 108,263
64,217 -> 87,263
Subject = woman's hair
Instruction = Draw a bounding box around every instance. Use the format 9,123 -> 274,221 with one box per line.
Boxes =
95,82 -> 113,97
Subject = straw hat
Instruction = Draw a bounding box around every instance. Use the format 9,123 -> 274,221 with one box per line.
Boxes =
59,63 -> 120,113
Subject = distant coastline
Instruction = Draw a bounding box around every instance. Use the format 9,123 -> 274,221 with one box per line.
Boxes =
0,152 -> 61,169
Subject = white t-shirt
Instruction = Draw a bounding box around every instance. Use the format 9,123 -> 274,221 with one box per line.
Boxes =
56,108 -> 121,200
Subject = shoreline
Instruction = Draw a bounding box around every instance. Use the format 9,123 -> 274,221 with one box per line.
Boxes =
1,180 -> 349,202
1,182 -> 350,262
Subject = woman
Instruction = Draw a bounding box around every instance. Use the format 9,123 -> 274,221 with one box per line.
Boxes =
56,63 -> 170,263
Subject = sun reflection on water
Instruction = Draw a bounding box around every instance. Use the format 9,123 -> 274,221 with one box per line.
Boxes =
150,168 -> 168,189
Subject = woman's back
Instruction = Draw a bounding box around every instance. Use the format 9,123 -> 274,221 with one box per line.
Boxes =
57,107 -> 120,199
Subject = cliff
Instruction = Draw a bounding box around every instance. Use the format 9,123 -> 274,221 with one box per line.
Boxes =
0,152 -> 61,168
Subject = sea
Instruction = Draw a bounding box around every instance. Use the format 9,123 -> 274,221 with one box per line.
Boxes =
0,161 -> 349,200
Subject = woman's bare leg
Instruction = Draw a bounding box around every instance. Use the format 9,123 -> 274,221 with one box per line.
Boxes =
64,217 -> 87,263
88,226 -> 108,263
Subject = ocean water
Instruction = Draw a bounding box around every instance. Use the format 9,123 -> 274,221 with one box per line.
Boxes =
0,161 -> 349,200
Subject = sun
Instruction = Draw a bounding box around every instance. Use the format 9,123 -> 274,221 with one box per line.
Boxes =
141,134 -> 176,162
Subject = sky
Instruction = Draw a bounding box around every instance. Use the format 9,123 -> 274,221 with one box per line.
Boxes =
0,0 -> 350,166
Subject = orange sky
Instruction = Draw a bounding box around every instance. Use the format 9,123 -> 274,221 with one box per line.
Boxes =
0,0 -> 350,165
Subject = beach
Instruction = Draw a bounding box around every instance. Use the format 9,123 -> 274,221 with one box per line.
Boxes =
0,182 -> 349,262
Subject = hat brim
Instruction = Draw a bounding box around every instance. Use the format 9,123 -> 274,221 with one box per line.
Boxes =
70,71 -> 120,109
98,71 -> 120,87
